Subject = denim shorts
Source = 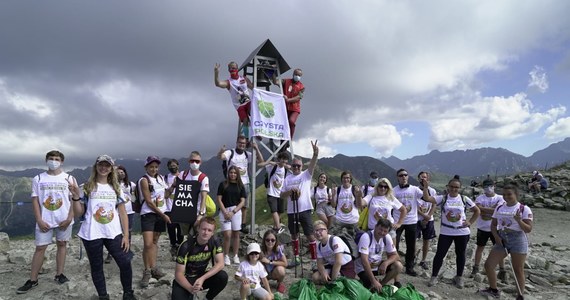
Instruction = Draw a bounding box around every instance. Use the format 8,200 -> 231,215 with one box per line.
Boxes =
492,230 -> 528,254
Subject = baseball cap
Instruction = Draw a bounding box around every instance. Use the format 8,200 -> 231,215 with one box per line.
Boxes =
145,155 -> 161,167
369,171 -> 379,178
246,243 -> 261,254
96,154 -> 115,165
482,178 -> 494,187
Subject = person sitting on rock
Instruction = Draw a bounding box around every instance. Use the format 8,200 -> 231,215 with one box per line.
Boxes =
312,220 -> 356,284
528,173 -> 548,193
259,229 -> 288,294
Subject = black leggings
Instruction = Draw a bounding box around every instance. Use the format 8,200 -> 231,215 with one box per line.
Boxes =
395,223 -> 417,269
166,212 -> 184,246
82,235 -> 133,296
171,270 -> 228,300
431,234 -> 470,277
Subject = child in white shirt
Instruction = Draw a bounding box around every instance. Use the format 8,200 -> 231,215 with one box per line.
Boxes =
235,243 -> 273,300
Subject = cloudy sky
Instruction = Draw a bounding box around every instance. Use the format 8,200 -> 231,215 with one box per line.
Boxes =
1,1 -> 569,169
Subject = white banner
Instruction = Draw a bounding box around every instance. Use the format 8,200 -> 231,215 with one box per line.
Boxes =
250,88 -> 291,140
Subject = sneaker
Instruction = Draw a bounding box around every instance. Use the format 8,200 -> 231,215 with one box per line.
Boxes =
105,253 -> 113,264
497,269 -> 507,281
233,255 -> 240,264
516,295 -> 524,300
419,261 -> 429,270
470,265 -> 479,277
16,280 -> 38,294
405,268 -> 418,276
54,273 -> 69,284
140,269 -> 151,288
151,267 -> 166,280
428,276 -> 438,287
393,281 -> 402,288
478,287 -> 501,298
99,295 -> 110,300
123,290 -> 137,300
224,255 -> 231,266
277,282 -> 286,294
453,275 -> 464,289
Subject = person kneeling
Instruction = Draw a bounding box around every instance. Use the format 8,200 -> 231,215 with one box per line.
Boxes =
356,219 -> 404,292
312,220 -> 356,284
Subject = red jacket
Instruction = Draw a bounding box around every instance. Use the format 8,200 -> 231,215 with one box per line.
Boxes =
283,79 -> 304,113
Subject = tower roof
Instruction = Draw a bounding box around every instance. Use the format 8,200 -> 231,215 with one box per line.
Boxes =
239,39 -> 291,74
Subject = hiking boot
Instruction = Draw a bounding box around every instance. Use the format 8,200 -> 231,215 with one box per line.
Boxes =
428,276 -> 438,287
405,268 -> 418,276
470,265 -> 479,277
151,267 -> 166,280
232,255 -> 240,264
16,280 -> 38,294
419,261 -> 429,270
224,255 -> 231,266
277,282 -> 286,294
105,253 -> 113,264
123,290 -> 137,300
54,273 -> 69,284
394,281 -> 402,288
99,295 -> 110,300
453,275 -> 464,289
478,287 -> 501,298
140,269 -> 151,288
497,269 -> 507,281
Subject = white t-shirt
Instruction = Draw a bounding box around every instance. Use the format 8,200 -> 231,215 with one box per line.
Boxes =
313,186 -> 331,205
164,173 -> 179,212
362,185 -> 375,198
120,181 -> 136,215
235,260 -> 268,290
139,175 -> 168,215
492,202 -> 533,232
417,187 -> 437,222
283,170 -> 314,214
317,235 -> 352,266
31,172 -> 75,229
475,194 -> 505,231
335,185 -> 359,224
265,165 -> 287,198
78,183 -> 126,241
363,195 -> 402,229
393,185 -> 424,225
355,230 -> 396,273
228,76 -> 251,110
178,171 -> 210,214
223,149 -> 252,184
435,194 -> 476,236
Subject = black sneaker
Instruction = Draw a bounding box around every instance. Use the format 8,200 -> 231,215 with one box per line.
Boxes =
478,287 -> 501,298
240,224 -> 250,234
16,280 -> 38,294
393,281 -> 402,288
123,290 -> 137,300
419,261 -> 429,270
54,273 -> 69,284
405,268 -> 418,276
99,294 -> 110,300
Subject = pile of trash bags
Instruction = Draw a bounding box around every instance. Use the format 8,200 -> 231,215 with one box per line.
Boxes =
287,278 -> 424,300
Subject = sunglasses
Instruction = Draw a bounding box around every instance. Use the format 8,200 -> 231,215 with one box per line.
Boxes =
377,185 -> 389,189
265,239 -> 276,242
291,164 -> 302,168
189,159 -> 201,163
398,174 -> 408,177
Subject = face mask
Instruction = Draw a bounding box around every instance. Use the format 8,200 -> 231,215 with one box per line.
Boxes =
229,69 -> 239,79
369,178 -> 379,186
47,160 -> 61,171
484,186 -> 495,194
168,166 -> 179,174
293,75 -> 301,82
190,162 -> 200,171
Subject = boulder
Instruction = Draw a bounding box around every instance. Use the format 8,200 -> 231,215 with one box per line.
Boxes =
0,232 -> 9,254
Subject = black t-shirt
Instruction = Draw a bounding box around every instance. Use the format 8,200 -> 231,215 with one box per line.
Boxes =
176,236 -> 223,277
217,182 -> 246,207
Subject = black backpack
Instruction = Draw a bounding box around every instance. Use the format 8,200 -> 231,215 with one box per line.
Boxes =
133,174 -> 162,213
264,165 -> 288,188
222,149 -> 248,178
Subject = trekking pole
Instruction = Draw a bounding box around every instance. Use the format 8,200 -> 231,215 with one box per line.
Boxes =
296,198 -> 304,277
504,246 -> 523,297
291,190 -> 298,278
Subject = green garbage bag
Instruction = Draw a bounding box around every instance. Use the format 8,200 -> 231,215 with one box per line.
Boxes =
274,292 -> 283,300
340,277 -> 372,300
369,293 -> 389,300
317,280 -> 349,300
378,284 -> 396,299
392,283 -> 425,300
289,279 -> 318,300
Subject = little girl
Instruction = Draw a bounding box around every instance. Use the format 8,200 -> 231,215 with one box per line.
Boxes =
235,243 -> 273,300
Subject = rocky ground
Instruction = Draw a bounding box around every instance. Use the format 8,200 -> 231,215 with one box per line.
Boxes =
1,206 -> 569,300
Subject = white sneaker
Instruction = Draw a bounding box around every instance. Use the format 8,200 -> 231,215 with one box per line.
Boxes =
233,255 -> 240,264
224,255 -> 231,266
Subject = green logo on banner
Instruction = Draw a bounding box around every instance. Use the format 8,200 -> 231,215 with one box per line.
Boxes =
258,99 -> 275,118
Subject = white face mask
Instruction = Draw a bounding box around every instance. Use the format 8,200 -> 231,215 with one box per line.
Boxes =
484,186 -> 495,194
369,178 -> 379,186
47,160 -> 61,171
190,162 -> 200,171
293,75 -> 301,82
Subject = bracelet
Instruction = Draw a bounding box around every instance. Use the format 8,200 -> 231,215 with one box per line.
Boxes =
72,197 -> 81,202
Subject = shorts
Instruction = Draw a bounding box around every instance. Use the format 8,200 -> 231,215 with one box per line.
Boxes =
476,229 -> 496,246
141,213 -> 166,233
357,263 -> 397,289
315,202 -> 335,217
35,225 -> 72,246
492,230 -> 529,254
242,184 -> 251,209
267,195 -> 285,214
321,260 -> 356,279
288,210 -> 314,236
416,220 -> 436,240
220,206 -> 242,231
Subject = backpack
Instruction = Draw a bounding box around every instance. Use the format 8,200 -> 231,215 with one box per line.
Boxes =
180,171 -> 218,217
363,184 -> 369,197
313,186 -> 332,201
440,194 -> 467,214
264,165 -> 288,188
222,149 -> 248,178
133,174 -> 157,213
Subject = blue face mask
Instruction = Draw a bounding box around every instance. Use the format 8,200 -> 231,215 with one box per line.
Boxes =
293,75 -> 301,82
369,178 -> 379,186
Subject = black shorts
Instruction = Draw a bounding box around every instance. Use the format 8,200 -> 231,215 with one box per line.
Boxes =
141,213 -> 166,233
357,263 -> 396,289
476,229 -> 496,246
267,195 -> 285,214
288,210 -> 313,236
416,220 -> 436,240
